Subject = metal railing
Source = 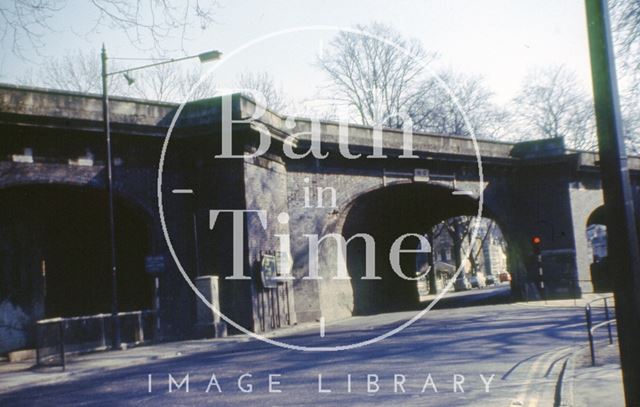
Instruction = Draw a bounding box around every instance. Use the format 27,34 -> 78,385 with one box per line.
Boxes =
585,296 -> 616,366
35,310 -> 156,370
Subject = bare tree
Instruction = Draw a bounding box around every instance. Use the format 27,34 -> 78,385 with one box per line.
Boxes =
410,69 -> 509,139
21,48 -> 129,95
611,0 -> 640,91
177,68 -> 220,101
0,0 -> 219,57
20,48 -> 130,95
317,23 -> 511,138
236,71 -> 288,112
607,0 -> 640,154
21,48 -> 218,102
512,65 -> 597,151
432,216 -> 496,274
620,90 -> 640,154
130,62 -> 189,102
317,22 -> 437,128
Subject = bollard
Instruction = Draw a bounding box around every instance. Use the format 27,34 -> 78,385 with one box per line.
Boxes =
100,315 -> 106,349
36,323 -> 41,367
585,304 -> 595,366
604,298 -> 613,345
137,312 -> 144,343
59,320 -> 66,371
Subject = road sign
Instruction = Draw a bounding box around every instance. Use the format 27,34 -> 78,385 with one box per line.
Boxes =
414,168 -> 430,182
260,254 -> 278,289
145,255 -> 166,275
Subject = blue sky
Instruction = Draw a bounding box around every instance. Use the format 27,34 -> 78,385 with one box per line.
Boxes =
0,0 -> 594,104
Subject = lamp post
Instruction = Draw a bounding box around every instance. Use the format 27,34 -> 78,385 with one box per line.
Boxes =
584,1 -> 640,405
101,45 -> 221,350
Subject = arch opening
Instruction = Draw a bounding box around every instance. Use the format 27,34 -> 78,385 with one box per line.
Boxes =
418,216 -> 510,298
0,184 -> 153,351
341,183 -> 509,315
586,206 -> 609,293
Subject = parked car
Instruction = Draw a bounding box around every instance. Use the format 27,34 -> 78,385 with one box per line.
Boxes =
454,276 -> 472,291
485,274 -> 496,286
469,273 -> 486,288
499,272 -> 512,283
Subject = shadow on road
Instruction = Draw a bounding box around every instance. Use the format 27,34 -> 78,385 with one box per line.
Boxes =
424,285 -> 513,310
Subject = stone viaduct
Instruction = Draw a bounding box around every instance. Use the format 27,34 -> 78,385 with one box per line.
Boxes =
1,83 -> 636,352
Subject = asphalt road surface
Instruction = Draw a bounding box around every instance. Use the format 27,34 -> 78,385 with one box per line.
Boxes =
1,286 -> 587,406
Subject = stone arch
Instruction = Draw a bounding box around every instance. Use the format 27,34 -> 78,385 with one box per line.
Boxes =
586,205 -> 606,226
318,181 -> 510,316
586,205 -> 610,292
568,186 -> 605,293
0,182 -> 155,353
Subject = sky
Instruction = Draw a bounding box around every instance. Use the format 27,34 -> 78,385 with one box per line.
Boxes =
0,0 -> 595,106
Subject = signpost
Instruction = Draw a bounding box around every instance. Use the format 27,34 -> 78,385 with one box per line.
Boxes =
145,255 -> 165,336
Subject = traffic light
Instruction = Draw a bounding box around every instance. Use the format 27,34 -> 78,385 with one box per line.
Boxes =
532,236 -> 542,255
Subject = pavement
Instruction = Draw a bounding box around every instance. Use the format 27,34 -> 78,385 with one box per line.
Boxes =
510,293 -> 624,407
0,320 -> 321,395
0,288 -> 626,406
558,342 -> 624,407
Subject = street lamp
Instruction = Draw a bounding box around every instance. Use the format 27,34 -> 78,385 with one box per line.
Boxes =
101,45 -> 221,350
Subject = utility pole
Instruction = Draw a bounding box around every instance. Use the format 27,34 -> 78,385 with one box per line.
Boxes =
584,1 -> 640,405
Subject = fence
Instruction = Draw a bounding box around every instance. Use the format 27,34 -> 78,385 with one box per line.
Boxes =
35,310 -> 156,370
584,295 -> 617,366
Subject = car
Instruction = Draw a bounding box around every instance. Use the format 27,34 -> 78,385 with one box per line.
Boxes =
469,273 -> 486,288
454,277 -> 472,291
499,272 -> 512,282
485,274 -> 496,286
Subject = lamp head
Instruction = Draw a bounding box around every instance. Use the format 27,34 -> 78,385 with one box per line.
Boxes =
198,50 -> 222,63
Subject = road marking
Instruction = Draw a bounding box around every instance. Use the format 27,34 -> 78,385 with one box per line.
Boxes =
172,189 -> 194,194
512,346 -> 572,407
319,317 -> 325,337
538,347 -> 572,406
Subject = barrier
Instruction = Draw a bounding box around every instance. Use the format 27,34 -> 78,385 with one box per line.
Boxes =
584,296 -> 616,366
35,310 -> 155,369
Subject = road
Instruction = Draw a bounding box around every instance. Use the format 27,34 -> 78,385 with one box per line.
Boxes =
1,287 -> 587,406
427,283 -> 514,308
